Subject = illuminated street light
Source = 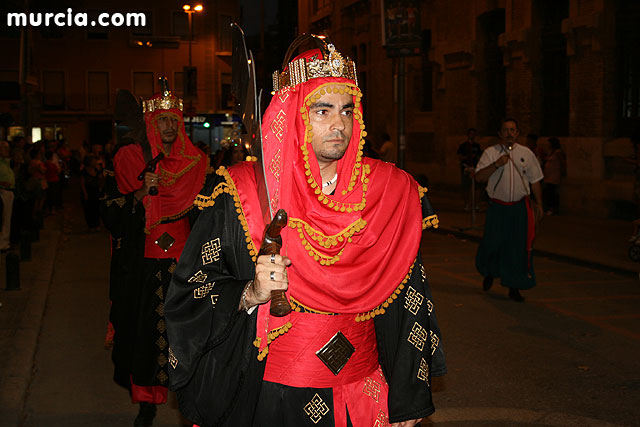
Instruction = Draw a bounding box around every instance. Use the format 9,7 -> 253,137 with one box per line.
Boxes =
183,3 -> 204,67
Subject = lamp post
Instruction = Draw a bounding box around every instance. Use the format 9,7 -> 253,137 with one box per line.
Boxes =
183,4 -> 203,136
182,4 -> 203,67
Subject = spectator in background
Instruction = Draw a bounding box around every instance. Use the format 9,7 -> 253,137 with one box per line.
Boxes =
221,141 -> 249,167
80,155 -> 102,231
44,150 -> 62,215
10,147 -> 28,246
196,141 -> 211,157
27,146 -> 46,230
92,144 -> 106,172
457,128 -> 482,211
543,137 -> 566,216
526,134 -> 546,167
0,141 -> 15,251
379,132 -> 396,163
362,138 -> 380,159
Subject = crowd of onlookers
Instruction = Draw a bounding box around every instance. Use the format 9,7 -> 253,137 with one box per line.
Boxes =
0,136 -> 274,250
0,137 -> 116,251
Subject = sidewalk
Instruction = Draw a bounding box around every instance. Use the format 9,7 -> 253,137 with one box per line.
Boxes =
427,187 -> 640,277
0,214 -> 63,426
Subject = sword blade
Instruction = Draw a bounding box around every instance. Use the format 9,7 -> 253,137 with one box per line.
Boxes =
231,23 -> 273,223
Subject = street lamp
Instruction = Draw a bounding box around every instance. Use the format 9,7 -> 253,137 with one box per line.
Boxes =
182,3 -> 204,67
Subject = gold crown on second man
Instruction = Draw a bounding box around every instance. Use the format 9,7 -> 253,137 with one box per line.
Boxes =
142,87 -> 184,114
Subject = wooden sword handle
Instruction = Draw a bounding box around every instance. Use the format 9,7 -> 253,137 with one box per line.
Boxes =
258,209 -> 291,317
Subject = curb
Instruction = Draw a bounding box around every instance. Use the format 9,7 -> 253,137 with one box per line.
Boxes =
0,222 -> 64,426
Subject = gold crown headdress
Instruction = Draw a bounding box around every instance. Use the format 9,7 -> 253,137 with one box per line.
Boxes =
142,77 -> 184,113
272,35 -> 358,92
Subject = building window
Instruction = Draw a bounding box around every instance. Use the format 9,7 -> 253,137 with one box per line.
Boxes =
0,70 -> 19,101
477,9 -> 506,134
359,43 -> 367,65
42,71 -> 65,109
221,73 -> 233,109
540,0 -> 569,136
172,11 -> 189,39
174,71 -> 184,96
88,72 -> 109,110
219,15 -> 233,52
420,30 -> 432,112
617,2 -> 640,136
133,72 -> 154,99
313,0 -> 331,15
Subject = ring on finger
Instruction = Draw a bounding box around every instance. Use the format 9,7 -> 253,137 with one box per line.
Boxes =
270,271 -> 276,281
270,254 -> 276,264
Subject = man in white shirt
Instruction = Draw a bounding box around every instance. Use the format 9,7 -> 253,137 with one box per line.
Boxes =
474,118 -> 543,301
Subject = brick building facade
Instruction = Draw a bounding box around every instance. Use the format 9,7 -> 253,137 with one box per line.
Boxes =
0,0 -> 239,150
298,0 -> 640,218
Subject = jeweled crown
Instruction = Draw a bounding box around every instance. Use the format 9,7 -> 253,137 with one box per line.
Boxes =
142,77 -> 184,113
272,43 -> 358,92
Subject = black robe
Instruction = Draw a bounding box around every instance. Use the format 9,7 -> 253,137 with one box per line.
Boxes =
100,169 -> 198,389
164,170 -> 446,426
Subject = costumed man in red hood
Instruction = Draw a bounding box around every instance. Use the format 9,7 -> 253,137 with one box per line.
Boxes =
164,37 -> 446,427
101,81 -> 207,427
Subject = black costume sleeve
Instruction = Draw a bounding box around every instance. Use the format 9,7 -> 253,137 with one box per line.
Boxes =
99,171 -> 146,320
164,172 -> 264,427
374,190 -> 446,424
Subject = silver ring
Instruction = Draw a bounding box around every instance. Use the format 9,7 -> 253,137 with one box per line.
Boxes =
270,271 -> 276,281
270,254 -> 276,264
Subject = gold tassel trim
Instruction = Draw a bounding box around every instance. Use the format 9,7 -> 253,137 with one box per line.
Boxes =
213,167 -> 259,262
290,296 -> 336,315
423,214 -> 439,230
254,321 -> 293,361
194,182 -> 230,209
355,259 -> 416,322
419,185 -> 428,199
287,217 -> 367,266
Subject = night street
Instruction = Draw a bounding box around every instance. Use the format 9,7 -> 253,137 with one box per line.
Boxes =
0,181 -> 635,426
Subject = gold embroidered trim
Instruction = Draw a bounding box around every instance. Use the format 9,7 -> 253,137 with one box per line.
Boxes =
143,157 -> 208,234
290,296 -> 336,315
273,43 -> 358,92
213,167 -> 259,262
288,217 -> 367,266
301,83 -> 369,212
355,259 -> 416,322
194,181 -> 230,209
419,185 -> 428,199
144,204 -> 196,235
105,196 -> 126,208
423,214 -> 439,230
254,321 -> 293,361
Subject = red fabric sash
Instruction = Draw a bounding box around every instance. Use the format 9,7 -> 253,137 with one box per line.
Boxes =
490,197 -> 535,269
130,378 -> 167,404
263,312 -> 379,387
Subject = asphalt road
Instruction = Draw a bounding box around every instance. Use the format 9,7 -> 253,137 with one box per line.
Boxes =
18,197 -> 640,426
